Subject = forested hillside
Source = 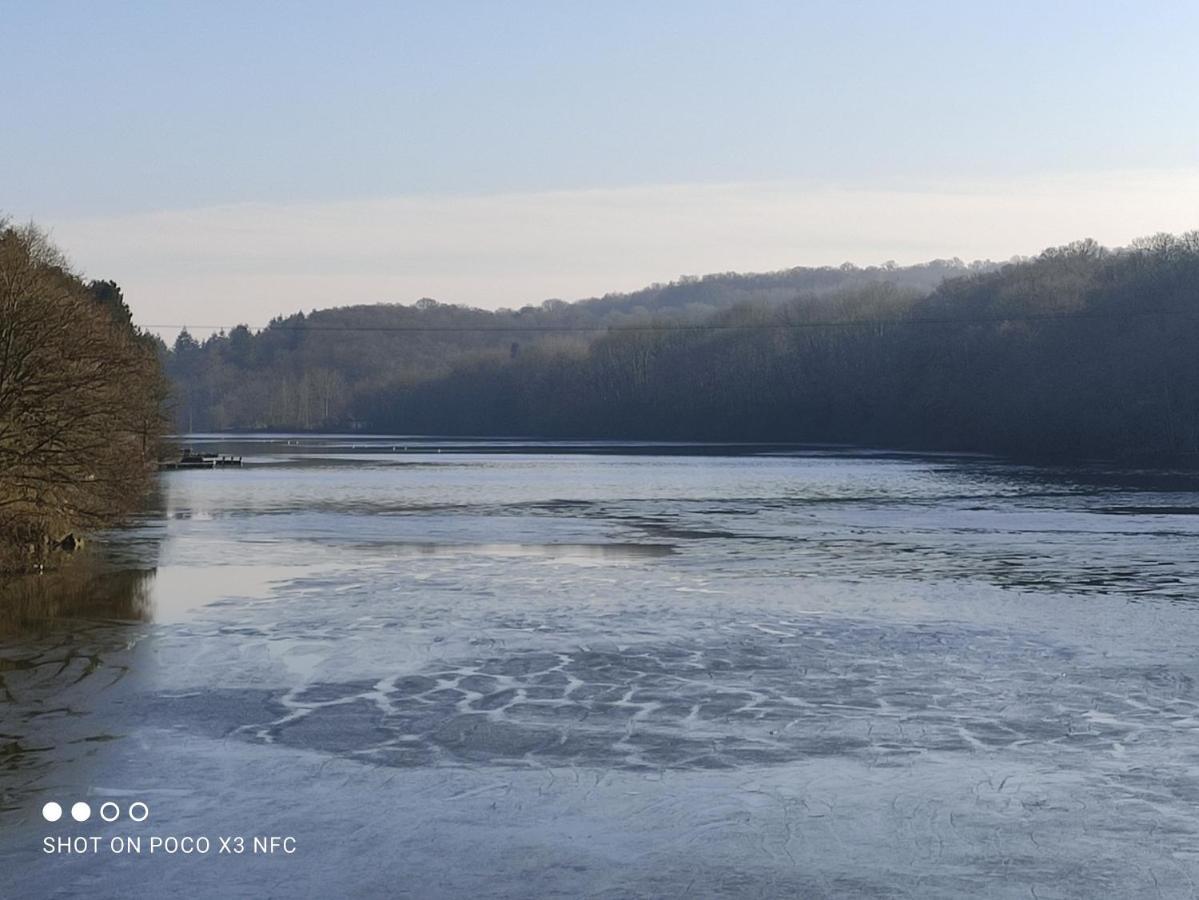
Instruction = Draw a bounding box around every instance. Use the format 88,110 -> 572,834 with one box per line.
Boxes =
164,258 -> 978,430
164,235 -> 1199,461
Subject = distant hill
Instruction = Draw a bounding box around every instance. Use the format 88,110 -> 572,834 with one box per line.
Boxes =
364,234 -> 1199,461
569,257 -> 985,317
163,236 -> 1199,463
164,257 -> 989,431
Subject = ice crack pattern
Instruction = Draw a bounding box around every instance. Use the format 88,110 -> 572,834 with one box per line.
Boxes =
149,616 -> 1199,776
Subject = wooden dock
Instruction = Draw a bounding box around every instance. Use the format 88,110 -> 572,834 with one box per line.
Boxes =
159,450 -> 242,471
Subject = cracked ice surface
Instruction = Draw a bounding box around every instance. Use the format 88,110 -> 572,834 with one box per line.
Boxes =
3,442 -> 1199,898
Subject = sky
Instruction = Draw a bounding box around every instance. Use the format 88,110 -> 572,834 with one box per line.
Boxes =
3,0 -> 1198,337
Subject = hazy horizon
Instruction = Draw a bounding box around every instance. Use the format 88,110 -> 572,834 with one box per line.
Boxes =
6,1 -> 1198,338
22,169 -> 1196,341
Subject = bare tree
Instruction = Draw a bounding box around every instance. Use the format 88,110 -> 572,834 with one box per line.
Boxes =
0,222 -> 168,571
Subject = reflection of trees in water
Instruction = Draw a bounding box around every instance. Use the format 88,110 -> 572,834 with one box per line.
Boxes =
0,480 -> 166,640
0,563 -> 156,638
0,529 -> 163,812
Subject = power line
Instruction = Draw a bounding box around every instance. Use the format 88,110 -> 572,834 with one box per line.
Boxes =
148,307 -> 1199,335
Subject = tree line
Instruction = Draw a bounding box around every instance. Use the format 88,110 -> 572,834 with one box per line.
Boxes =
0,222 -> 168,571
370,235 -> 1199,460
164,235 -> 1199,462
164,258 -> 979,431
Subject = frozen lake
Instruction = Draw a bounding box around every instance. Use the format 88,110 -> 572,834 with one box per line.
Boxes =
3,437 -> 1199,897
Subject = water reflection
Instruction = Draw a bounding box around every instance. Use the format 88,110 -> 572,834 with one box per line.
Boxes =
0,519 -> 165,814
0,565 -> 157,812
0,564 -> 156,638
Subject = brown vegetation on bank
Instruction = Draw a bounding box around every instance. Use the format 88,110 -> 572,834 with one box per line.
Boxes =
0,222 -> 168,572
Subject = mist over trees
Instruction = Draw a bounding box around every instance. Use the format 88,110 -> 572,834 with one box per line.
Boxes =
0,222 -> 168,571
164,258 -> 980,431
164,236 -> 1199,462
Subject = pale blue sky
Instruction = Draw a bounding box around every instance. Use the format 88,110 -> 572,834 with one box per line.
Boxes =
3,1 -> 1198,330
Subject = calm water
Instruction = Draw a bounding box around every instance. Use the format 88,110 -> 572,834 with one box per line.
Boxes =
3,437 -> 1199,898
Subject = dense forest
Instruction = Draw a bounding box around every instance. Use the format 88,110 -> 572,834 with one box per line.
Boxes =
0,222 -> 168,571
165,235 -> 1199,461
166,258 -> 980,430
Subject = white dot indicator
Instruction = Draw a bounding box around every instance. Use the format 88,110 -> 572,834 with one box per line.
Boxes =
128,801 -> 149,822
71,802 -> 91,822
42,802 -> 62,822
99,802 -> 120,822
